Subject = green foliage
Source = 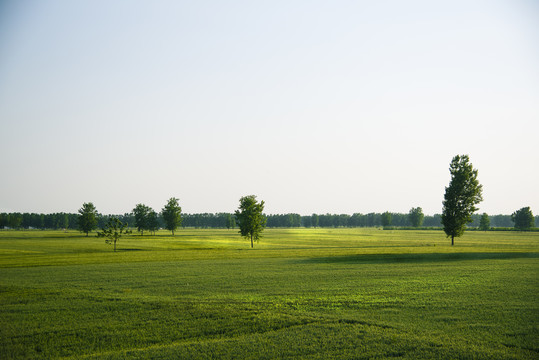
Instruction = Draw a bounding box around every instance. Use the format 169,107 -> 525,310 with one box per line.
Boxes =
381,211 -> 392,227
7,213 -> 22,229
77,202 -> 98,236
132,203 -> 151,235
225,213 -> 235,229
161,198 -> 182,235
512,207 -> 535,231
234,195 -> 266,248
479,213 -> 490,231
146,210 -> 160,234
311,214 -> 319,228
441,155 -> 483,245
97,216 -> 129,251
408,207 -> 425,227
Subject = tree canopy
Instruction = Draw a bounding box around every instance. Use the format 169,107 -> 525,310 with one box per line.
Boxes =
479,213 -> 490,231
133,203 -> 151,235
235,195 -> 266,248
441,155 -> 483,245
78,202 -> 98,236
408,207 -> 424,227
381,212 -> 392,227
161,198 -> 182,235
511,207 -> 535,230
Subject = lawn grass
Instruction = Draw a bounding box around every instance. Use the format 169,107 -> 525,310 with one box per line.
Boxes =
0,228 -> 538,359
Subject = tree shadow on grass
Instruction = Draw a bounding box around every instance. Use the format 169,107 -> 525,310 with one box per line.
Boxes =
302,252 -> 539,265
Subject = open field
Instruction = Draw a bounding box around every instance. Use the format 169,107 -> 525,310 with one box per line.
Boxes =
0,228 -> 538,359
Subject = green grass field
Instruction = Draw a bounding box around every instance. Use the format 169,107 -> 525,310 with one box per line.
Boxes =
0,228 -> 537,359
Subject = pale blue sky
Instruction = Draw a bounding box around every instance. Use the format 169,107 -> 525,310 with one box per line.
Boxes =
1,0 -> 538,215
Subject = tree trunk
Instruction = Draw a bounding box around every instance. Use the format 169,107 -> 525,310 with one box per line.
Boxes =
114,240 -> 117,252
250,234 -> 253,248
451,235 -> 454,246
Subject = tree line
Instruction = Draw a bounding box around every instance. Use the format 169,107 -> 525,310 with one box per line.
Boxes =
1,210 -> 535,231
2,154 -> 535,251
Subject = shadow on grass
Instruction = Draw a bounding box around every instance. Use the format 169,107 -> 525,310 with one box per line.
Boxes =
303,252 -> 539,265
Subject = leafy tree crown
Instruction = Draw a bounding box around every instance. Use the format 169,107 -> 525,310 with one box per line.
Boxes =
161,197 -> 182,234
78,202 -> 98,235
441,155 -> 483,242
234,195 -> 266,247
408,207 -> 424,227
511,207 -> 535,230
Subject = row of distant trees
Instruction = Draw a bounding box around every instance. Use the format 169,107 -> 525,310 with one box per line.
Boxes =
1,208 -> 535,231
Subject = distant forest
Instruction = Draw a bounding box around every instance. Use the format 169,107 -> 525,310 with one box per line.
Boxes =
1,211 -> 536,230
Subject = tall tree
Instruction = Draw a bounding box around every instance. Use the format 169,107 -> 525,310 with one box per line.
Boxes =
479,213 -> 490,231
441,155 -> 483,245
98,217 -> 128,252
161,197 -> 182,235
511,207 -> 535,230
133,203 -> 151,235
78,202 -> 98,236
408,207 -> 424,227
235,195 -> 266,248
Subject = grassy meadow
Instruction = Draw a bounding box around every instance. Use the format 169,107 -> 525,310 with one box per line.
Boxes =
0,228 -> 538,359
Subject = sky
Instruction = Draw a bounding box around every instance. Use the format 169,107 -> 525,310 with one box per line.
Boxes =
0,0 -> 538,216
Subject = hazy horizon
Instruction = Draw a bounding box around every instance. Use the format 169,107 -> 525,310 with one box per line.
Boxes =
1,1 -> 538,216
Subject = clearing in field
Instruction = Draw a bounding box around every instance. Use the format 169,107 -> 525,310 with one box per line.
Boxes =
0,228 -> 538,359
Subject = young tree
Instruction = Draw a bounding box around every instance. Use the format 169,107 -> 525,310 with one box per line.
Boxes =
441,155 -> 483,245
235,195 -> 266,248
98,217 -> 128,252
161,197 -> 182,235
408,207 -> 424,227
133,203 -> 151,235
78,202 -> 98,236
511,207 -> 535,230
381,211 -> 392,228
479,213 -> 490,231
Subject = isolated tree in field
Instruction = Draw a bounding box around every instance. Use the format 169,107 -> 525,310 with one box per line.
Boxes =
511,207 -> 534,230
381,212 -> 392,227
408,207 -> 424,227
161,197 -> 182,235
479,213 -> 490,231
441,155 -> 483,245
98,217 -> 128,252
133,203 -> 151,235
235,195 -> 266,248
78,202 -> 98,236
